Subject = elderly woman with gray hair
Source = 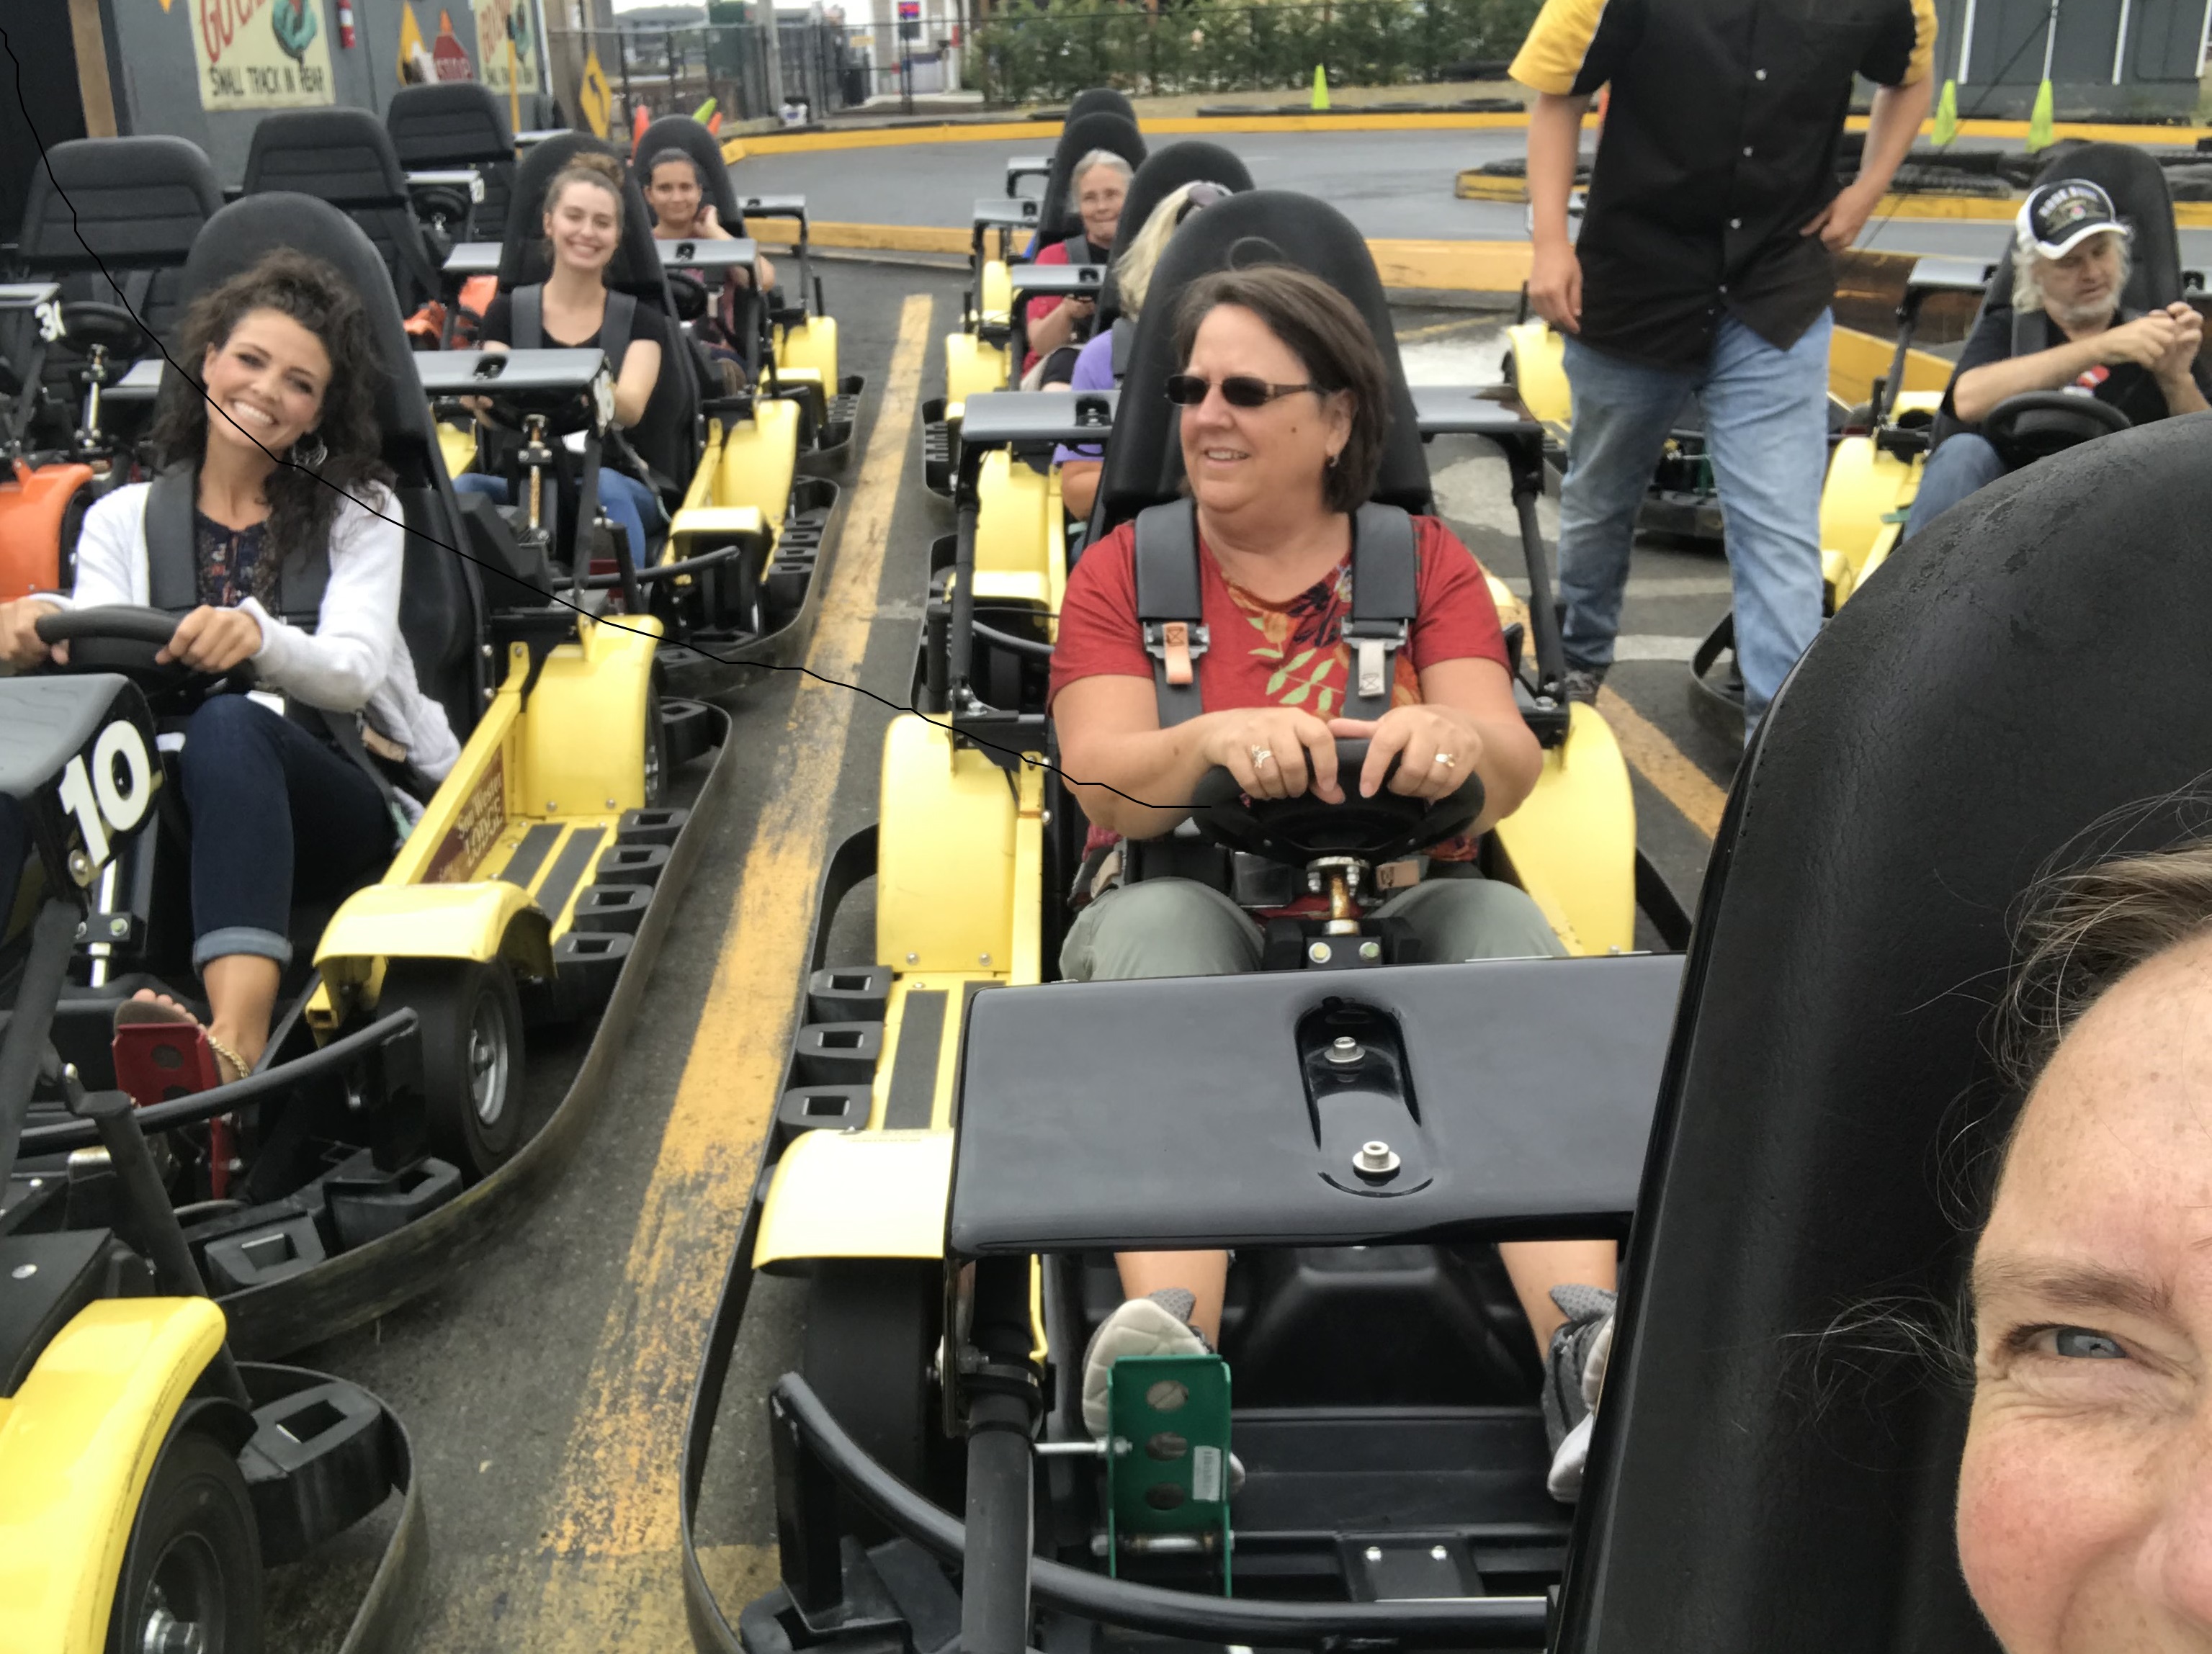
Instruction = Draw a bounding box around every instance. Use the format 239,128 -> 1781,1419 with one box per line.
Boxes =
1021,148 -> 1133,374
1903,177 -> 2209,539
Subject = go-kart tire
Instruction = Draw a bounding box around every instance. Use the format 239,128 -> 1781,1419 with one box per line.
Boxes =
108,1424 -> 264,1654
801,1259 -> 945,1517
384,959 -> 526,1182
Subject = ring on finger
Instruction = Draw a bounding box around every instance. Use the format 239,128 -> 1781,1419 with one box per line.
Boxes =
1250,746 -> 1273,768
1432,752 -> 1458,770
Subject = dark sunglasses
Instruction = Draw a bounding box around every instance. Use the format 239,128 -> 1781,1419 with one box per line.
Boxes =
1163,374 -> 1318,409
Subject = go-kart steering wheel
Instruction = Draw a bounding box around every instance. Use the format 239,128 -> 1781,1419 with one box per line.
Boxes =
1188,738 -> 1487,866
1981,390 -> 2132,467
34,606 -> 257,704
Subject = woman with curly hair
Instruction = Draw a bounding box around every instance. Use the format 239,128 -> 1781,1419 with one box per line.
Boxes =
0,248 -> 458,1088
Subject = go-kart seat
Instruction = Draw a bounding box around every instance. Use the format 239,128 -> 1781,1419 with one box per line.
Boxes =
1929,140 -> 2185,451
164,193 -> 489,736
13,136 -> 224,377
1031,111 -> 1148,257
242,109 -> 448,313
632,114 -> 747,233
1557,418 -> 2212,1650
385,81 -> 517,243
498,132 -> 702,505
1093,189 -> 1433,535
1092,140 -> 1255,332
1065,86 -> 1137,125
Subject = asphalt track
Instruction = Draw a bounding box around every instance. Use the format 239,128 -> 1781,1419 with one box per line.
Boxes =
263,264 -> 1745,1651
731,127 -> 2212,266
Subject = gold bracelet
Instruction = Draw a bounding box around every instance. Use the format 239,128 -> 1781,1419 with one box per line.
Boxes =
203,1032 -> 250,1084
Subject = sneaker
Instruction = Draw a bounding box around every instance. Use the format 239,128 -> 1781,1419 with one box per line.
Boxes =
1562,665 -> 1608,706
1078,1290 -> 1247,1496
1541,1285 -> 1616,1503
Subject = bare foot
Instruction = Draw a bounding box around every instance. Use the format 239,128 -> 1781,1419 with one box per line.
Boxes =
121,989 -> 246,1082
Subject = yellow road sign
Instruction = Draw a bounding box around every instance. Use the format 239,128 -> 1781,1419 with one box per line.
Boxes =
580,47 -> 613,138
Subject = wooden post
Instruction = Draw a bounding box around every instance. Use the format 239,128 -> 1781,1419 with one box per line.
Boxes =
67,0 -> 117,138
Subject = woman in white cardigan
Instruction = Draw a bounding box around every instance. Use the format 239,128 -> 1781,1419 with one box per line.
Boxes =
0,250 -> 457,1087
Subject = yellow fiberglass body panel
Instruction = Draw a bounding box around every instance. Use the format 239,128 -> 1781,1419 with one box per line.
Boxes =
973,449 -> 1062,613
946,332 -> 1009,405
0,1298 -> 225,1654
978,257 -> 1013,331
1819,393 -> 1936,603
1505,320 -> 1570,427
876,715 -> 1027,976
1491,704 -> 1636,958
776,314 -> 841,385
437,420 -> 478,483
707,398 -> 800,526
753,1130 -> 955,1268
1826,328 -> 1953,409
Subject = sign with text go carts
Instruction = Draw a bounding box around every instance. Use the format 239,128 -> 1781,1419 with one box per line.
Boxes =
194,0 -> 337,112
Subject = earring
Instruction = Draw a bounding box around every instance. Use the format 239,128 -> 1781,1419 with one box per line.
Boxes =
1326,451 -> 1341,469
292,433 -> 328,470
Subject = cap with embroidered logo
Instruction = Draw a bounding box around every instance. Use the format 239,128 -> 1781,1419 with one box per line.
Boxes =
2020,179 -> 2128,261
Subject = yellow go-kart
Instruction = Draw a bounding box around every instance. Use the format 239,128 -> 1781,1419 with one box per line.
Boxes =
923,104 -> 1147,500
676,190 -> 1693,1654
48,192 -> 730,1360
436,132 -> 846,700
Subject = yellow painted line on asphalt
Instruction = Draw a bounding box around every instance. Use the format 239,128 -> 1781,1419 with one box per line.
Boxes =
1597,686 -> 1727,841
511,293 -> 936,1648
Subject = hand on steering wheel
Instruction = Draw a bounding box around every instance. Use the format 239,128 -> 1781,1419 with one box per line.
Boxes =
1330,705 -> 1484,803
1196,706 -> 1342,803
160,605 -> 264,674
0,599 -> 64,670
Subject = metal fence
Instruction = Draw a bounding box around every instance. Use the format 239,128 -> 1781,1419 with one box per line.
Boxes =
552,21 -> 861,131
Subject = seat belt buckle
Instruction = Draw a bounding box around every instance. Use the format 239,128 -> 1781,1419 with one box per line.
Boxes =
1343,620 -> 1409,701
1144,620 -> 1209,688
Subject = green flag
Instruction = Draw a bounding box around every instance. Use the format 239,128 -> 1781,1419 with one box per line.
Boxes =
1311,64 -> 1330,112
2027,76 -> 2056,152
1932,77 -> 1958,145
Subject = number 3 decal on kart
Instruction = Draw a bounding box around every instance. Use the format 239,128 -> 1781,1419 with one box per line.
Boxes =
56,719 -> 155,880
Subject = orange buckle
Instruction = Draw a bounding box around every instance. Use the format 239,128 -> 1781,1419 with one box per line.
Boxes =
1163,621 -> 1195,687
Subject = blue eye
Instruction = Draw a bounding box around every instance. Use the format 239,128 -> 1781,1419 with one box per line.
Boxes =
2053,1327 -> 2127,1360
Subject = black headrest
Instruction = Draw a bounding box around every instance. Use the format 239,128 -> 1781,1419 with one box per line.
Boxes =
1094,190 -> 1428,534
1096,141 -> 1257,325
1066,87 -> 1137,125
1986,140 -> 2184,317
1036,112 -> 1147,250
386,81 -> 515,166
498,132 -> 673,310
632,117 -> 740,226
1559,413 -> 2212,1653
243,109 -> 411,207
166,194 -> 436,461
17,137 -> 224,271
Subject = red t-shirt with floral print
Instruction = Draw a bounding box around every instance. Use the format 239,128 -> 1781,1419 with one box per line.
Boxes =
1049,513 -> 1510,870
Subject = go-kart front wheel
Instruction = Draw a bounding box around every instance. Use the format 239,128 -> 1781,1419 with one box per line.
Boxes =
802,1259 -> 949,1523
109,1424 -> 265,1654
385,959 -> 525,1181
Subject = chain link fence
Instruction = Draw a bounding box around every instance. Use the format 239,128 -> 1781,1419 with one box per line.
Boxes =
553,20 -> 861,130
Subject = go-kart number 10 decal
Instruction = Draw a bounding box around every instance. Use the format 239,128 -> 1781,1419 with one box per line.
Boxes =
56,719 -> 156,882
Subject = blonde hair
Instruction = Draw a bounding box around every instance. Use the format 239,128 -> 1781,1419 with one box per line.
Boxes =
1114,182 -> 1206,320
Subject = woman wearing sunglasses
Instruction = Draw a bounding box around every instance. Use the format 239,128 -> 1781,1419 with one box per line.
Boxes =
1049,264 -> 1613,1491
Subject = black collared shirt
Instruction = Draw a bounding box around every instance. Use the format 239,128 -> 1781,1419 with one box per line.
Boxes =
1513,0 -> 1935,369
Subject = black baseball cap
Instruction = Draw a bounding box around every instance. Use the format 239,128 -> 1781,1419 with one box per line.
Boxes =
2020,179 -> 2128,261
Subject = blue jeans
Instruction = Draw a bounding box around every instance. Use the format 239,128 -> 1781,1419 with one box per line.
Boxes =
1558,313 -> 1832,728
454,467 -> 661,562
1901,433 -> 2007,541
182,696 -> 393,971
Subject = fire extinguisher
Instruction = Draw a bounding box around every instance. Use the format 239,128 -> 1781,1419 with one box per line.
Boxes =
338,0 -> 357,47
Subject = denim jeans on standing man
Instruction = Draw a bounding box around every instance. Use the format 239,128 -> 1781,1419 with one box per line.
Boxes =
1557,310 -> 1833,730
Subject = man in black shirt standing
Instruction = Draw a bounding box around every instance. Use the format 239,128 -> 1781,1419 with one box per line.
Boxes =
1901,179 -> 2208,539
1512,0 -> 1935,731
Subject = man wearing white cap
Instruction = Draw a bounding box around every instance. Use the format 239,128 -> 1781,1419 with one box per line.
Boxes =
1904,177 -> 2208,537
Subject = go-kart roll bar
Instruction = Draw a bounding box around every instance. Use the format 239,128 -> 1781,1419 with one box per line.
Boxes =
0,899 -> 80,1190
763,1372 -> 1552,1649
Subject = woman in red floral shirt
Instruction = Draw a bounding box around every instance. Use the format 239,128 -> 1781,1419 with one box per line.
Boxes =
1052,264 -> 1617,1500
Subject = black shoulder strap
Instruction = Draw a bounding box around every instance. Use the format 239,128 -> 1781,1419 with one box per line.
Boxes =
513,284 -> 544,350
276,498 -> 335,617
1065,237 -> 1098,267
1132,499 -> 1207,728
1109,317 -> 1134,381
599,289 -> 637,374
143,464 -> 199,612
1343,503 -> 1418,723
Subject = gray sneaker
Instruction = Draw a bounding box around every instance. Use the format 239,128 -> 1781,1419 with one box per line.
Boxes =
1541,1285 -> 1616,1502
1562,666 -> 1608,706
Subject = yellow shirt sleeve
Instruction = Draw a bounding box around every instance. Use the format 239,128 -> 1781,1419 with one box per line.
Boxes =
1904,0 -> 1938,86
1509,0 -> 1620,99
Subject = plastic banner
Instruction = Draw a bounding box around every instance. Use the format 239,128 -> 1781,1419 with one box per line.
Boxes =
192,0 -> 337,112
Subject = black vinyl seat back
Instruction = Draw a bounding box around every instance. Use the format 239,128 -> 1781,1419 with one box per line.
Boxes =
15,136 -> 225,359
1933,142 -> 2184,447
631,116 -> 744,231
1066,86 -> 1137,125
1557,415 -> 2212,1653
1033,112 -> 1147,254
1095,140 -> 1256,328
165,193 -> 488,734
1093,189 -> 1428,536
385,81 -> 516,241
498,132 -> 701,500
242,110 -> 444,312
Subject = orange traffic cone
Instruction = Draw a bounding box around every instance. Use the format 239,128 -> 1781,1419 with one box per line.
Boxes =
631,102 -> 649,152
707,111 -> 722,135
